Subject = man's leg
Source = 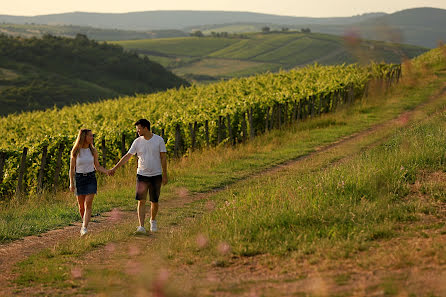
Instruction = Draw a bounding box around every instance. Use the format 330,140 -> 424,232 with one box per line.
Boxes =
150,202 -> 158,221
148,175 -> 162,232
136,180 -> 149,227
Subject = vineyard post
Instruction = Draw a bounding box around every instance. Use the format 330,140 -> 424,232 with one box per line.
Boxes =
363,82 -> 369,98
226,114 -> 233,145
265,107 -> 269,132
161,128 -> 165,141
297,101 -> 302,121
324,95 -> 328,113
350,86 -> 355,103
310,96 -> 315,118
292,101 -> 297,122
0,152 -> 6,184
335,90 -> 340,109
333,91 -> 338,110
121,133 -> 126,157
205,120 -> 210,147
284,103 -> 288,125
278,103 -> 282,128
37,145 -> 48,193
16,147 -> 28,197
189,122 -> 196,151
174,124 -> 182,156
300,100 -> 305,120
270,105 -> 275,130
307,98 -> 311,119
194,122 -> 198,148
101,138 -> 106,168
325,95 -> 330,113
241,112 -> 247,142
53,143 -> 64,192
248,107 -> 254,139
218,116 -> 222,143
318,95 -> 322,116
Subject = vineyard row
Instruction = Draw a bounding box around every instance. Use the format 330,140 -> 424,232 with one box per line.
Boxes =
0,64 -> 401,199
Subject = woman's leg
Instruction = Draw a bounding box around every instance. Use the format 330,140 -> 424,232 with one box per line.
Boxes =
82,194 -> 95,228
77,195 -> 86,219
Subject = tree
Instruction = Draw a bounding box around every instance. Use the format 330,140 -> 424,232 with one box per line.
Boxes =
190,30 -> 204,37
261,26 -> 270,33
301,28 -> 311,33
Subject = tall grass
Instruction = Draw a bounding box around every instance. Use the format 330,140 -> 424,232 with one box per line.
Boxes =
170,110 -> 446,258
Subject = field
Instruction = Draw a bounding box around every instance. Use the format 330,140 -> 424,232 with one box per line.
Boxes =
0,46 -> 445,296
114,32 -> 427,80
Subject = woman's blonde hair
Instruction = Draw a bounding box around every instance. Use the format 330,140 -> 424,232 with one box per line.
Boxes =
71,129 -> 94,158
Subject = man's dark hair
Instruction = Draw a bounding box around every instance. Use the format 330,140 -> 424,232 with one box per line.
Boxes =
134,119 -> 151,130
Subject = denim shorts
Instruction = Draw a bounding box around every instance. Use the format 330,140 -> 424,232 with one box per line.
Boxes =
75,171 -> 97,196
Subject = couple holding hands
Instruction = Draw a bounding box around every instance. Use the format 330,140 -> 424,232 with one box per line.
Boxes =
69,119 -> 167,236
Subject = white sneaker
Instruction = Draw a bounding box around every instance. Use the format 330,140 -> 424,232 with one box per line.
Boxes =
80,227 -> 88,236
150,220 -> 157,232
135,226 -> 146,234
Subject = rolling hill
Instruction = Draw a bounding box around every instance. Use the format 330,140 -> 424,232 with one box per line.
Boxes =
192,8 -> 446,49
114,31 -> 427,81
0,11 -> 385,31
0,8 -> 444,48
0,34 -> 188,116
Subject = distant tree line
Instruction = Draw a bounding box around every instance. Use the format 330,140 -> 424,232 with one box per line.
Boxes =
190,30 -> 249,39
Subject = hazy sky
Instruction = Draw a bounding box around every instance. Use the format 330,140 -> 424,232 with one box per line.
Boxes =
2,0 -> 446,17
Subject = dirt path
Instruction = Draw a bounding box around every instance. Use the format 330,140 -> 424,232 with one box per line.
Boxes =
2,84 -> 446,296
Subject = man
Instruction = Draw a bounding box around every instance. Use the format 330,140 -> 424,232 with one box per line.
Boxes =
110,119 -> 168,234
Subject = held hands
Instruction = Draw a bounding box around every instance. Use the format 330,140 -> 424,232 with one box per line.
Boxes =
69,184 -> 75,192
107,167 -> 116,176
162,174 -> 168,185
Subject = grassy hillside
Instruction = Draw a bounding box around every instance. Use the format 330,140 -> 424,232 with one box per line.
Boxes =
115,31 -> 427,81
0,23 -> 188,41
0,34 -> 188,116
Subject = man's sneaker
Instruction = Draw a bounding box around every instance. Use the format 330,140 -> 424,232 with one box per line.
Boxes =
80,227 -> 88,236
135,226 -> 146,235
150,220 -> 158,232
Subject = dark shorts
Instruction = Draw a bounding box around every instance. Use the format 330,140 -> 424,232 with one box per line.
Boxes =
75,171 -> 97,196
136,174 -> 162,203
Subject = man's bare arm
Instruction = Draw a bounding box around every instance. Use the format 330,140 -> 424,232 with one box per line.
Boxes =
110,153 -> 133,175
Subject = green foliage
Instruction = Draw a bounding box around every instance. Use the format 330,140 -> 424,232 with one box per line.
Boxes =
0,34 -> 189,115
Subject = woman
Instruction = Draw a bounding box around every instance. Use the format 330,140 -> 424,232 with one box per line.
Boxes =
69,129 -> 109,236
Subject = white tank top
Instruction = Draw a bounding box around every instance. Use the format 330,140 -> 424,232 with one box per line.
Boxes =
76,148 -> 95,173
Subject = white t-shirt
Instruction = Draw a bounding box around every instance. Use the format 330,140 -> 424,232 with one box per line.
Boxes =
128,134 -> 167,177
76,148 -> 95,173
